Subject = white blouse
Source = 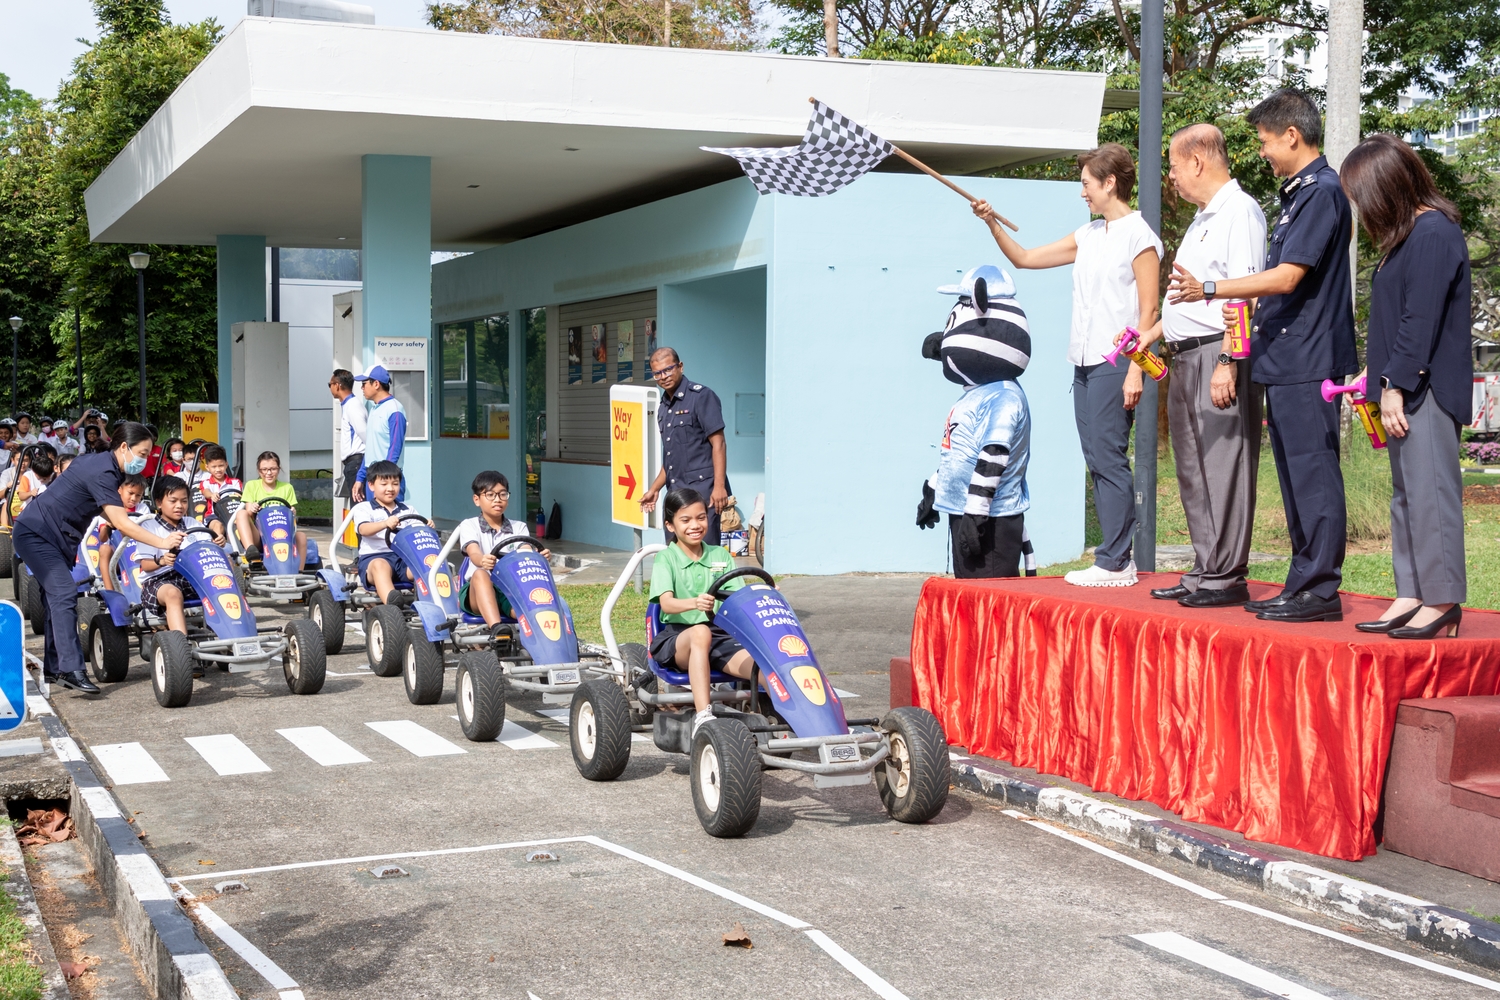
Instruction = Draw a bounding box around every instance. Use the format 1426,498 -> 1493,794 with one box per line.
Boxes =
1068,211 -> 1163,367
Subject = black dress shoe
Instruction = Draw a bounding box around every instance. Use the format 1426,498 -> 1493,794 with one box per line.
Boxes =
1244,592 -> 1291,613
53,670 -> 101,694
1179,584 -> 1250,608
1390,605 -> 1463,640
1353,607 -> 1420,633
1256,591 -> 1343,623
1151,584 -> 1192,601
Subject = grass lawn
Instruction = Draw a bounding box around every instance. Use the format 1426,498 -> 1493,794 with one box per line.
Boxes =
0,862 -> 44,1000
559,582 -> 649,647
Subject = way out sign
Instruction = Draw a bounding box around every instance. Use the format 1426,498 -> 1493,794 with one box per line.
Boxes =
610,385 -> 660,530
0,602 -> 27,731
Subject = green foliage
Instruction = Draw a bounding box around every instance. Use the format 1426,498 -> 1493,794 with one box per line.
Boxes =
0,867 -> 43,1000
427,0 -> 757,49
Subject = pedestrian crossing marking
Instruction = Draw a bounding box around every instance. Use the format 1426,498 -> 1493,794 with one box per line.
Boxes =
185,735 -> 272,776
94,742 -> 171,785
278,726 -> 371,766
365,720 -> 467,757
447,716 -> 559,749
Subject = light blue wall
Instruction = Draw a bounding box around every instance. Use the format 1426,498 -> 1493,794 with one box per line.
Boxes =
763,174 -> 1087,574
216,235 -> 265,451
362,154 -> 433,514
541,462 -> 636,549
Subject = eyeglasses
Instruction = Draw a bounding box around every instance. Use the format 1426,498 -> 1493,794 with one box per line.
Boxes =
480,490 -> 510,501
649,363 -> 681,381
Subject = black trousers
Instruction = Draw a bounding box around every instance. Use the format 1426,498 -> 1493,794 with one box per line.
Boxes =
1266,381 -> 1347,599
949,513 -> 1026,579
12,524 -> 86,677
337,452 -> 364,500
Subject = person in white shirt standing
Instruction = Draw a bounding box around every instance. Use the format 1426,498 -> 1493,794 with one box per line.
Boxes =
1128,124 -> 1268,608
972,142 -> 1162,587
329,369 -> 366,506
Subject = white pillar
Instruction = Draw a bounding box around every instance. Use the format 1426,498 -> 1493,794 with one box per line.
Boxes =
1324,0 -> 1363,170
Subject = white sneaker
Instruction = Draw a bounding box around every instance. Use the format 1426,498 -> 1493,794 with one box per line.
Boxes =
691,708 -> 715,738
1064,560 -> 1139,588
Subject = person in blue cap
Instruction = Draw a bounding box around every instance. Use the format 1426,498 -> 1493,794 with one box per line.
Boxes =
349,364 -> 406,503
915,265 -> 1038,578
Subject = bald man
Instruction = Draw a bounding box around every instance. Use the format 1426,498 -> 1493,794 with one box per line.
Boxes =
1131,124 -> 1268,607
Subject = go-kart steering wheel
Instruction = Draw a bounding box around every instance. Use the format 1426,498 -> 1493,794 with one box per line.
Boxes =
707,567 -> 775,601
383,511 -> 430,546
171,524 -> 218,551
488,535 -> 546,558
258,496 -> 293,509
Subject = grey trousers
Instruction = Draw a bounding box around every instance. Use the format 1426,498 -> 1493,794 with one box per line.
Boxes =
1389,397 -> 1466,605
1073,363 -> 1135,571
1166,346 -> 1261,591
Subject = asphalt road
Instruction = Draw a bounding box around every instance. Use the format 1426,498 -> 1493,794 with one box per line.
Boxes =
30,575 -> 1500,1000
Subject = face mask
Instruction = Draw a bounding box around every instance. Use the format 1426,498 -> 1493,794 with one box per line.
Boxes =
171,451 -> 184,462
124,453 -> 148,475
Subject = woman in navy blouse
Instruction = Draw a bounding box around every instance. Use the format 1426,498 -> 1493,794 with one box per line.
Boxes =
1340,134 -> 1472,639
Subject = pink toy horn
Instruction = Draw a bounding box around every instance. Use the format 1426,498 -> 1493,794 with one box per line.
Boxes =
1104,327 -> 1140,368
1320,375 -> 1368,403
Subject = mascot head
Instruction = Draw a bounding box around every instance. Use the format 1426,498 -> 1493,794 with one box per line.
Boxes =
922,264 -> 1031,387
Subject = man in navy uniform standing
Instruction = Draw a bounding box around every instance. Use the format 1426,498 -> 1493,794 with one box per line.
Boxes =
1167,89 -> 1357,622
638,347 -> 732,544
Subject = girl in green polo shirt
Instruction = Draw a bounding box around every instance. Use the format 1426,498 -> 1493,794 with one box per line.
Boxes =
648,487 -> 754,738
234,450 -> 307,569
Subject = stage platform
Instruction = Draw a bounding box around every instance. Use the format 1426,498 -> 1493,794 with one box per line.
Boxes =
909,573 -> 1500,860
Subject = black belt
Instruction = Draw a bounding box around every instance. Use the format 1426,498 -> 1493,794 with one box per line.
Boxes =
1164,334 -> 1222,356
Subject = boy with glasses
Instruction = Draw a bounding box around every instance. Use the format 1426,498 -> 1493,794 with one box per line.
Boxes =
455,470 -> 549,630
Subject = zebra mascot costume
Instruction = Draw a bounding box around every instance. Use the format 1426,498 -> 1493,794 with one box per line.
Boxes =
915,264 -> 1037,579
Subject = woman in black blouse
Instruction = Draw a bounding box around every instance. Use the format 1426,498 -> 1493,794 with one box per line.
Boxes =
1340,134 -> 1472,639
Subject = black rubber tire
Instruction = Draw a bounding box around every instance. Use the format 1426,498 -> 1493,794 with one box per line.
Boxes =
88,613 -> 130,683
75,595 -> 100,647
364,604 -> 407,677
754,522 -> 765,565
403,629 -> 445,705
456,650 -> 506,742
18,570 -> 43,636
875,707 -> 950,824
151,630 -> 195,708
569,678 -> 632,782
307,590 -> 346,655
283,619 -> 327,695
10,556 -> 20,602
620,642 -> 655,727
691,718 -> 762,838
0,530 -> 12,578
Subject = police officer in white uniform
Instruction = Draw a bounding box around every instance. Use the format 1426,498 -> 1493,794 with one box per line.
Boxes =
638,348 -> 732,545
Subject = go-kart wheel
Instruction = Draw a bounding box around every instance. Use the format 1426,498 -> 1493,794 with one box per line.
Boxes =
403,630 -> 445,705
620,643 -> 655,727
364,605 -> 407,677
88,613 -> 130,683
283,619 -> 327,695
569,679 -> 632,781
456,651 -> 506,742
876,707 -> 950,824
18,570 -> 43,636
75,595 -> 100,644
10,556 -> 20,602
308,590 -> 346,655
0,531 -> 12,578
691,718 -> 762,838
151,631 -> 195,708
139,632 -> 156,664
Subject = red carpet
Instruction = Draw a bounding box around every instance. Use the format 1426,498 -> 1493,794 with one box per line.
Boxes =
910,573 -> 1500,860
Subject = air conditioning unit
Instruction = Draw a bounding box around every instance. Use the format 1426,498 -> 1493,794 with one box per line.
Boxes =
247,0 -> 375,23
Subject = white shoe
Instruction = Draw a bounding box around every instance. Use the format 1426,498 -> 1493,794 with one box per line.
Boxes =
1064,560 -> 1138,587
691,708 -> 715,738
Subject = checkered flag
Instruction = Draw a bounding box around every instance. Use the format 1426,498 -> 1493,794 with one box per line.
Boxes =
703,100 -> 895,197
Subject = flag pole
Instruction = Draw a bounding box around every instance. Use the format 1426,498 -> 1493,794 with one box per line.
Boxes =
810,97 -> 1019,231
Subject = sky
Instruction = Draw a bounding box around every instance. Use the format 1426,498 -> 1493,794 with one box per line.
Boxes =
0,0 -> 436,100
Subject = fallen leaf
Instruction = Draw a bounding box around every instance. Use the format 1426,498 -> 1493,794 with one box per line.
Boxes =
722,923 -> 752,949
198,860 -> 216,866
59,961 -> 88,979
17,808 -> 73,846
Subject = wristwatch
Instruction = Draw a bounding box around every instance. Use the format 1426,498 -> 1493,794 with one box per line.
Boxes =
1202,280 -> 1217,301
1380,376 -> 1393,390
1217,352 -> 1235,366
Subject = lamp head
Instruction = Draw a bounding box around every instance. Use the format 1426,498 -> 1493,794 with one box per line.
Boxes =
7,317 -> 20,333
128,251 -> 150,271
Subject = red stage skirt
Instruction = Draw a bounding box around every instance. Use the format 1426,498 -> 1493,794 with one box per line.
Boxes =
910,575 -> 1500,860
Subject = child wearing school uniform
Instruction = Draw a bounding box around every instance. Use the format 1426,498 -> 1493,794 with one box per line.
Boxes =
350,460 -> 431,603
454,471 -> 550,631
136,478 -> 208,676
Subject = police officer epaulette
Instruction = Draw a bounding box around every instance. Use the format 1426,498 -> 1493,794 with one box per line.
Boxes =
690,384 -> 703,391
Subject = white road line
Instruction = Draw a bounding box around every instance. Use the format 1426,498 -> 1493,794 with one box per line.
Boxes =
447,716 -> 559,750
1133,931 -> 1333,999
185,735 -> 272,776
365,720 -> 467,757
0,737 -> 44,758
169,837 -> 595,883
804,929 -> 907,999
537,706 -> 650,743
833,687 -> 860,699
278,726 -> 371,766
192,902 -> 299,991
1218,900 -> 1500,993
1001,811 -> 1226,901
93,742 -> 170,785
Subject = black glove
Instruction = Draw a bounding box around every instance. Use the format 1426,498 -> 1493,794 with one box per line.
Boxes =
956,513 -> 987,559
916,482 -> 940,529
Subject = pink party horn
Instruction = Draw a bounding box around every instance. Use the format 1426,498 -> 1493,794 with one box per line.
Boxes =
1319,375 -> 1367,403
1104,328 -> 1140,368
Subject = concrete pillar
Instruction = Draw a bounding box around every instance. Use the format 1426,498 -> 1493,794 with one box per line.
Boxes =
361,154 -> 432,513
217,235 -> 267,451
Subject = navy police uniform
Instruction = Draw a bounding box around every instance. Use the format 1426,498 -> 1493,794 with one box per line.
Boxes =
1251,155 -> 1358,600
658,382 -> 731,545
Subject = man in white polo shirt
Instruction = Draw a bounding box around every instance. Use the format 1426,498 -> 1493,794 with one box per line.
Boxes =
1132,123 -> 1268,607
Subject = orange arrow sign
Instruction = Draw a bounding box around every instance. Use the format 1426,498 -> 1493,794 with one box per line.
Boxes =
617,464 -> 637,499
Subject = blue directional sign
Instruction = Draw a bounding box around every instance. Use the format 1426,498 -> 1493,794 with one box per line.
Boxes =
0,601 -> 28,732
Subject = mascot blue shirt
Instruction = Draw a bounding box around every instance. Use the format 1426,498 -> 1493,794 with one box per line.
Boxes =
934,381 -> 1029,517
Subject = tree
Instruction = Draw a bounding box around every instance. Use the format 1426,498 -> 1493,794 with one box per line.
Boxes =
426,0 -> 757,49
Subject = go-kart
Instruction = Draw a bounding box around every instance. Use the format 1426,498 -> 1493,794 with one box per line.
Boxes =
420,533 -> 610,740
86,524 -> 325,707
572,547 -> 950,837
217,487 -> 347,654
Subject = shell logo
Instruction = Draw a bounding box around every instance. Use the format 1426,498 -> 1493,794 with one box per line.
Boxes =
789,666 -> 826,706
86,550 -> 100,572
272,543 -> 291,562
271,528 -> 289,540
435,573 -> 451,598
210,574 -> 234,590
778,635 -> 810,658
528,587 -> 554,605
536,610 -> 562,641
219,594 -> 243,620
423,554 -> 438,567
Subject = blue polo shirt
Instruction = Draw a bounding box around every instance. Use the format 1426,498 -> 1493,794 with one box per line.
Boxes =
1250,155 -> 1359,386
658,381 -> 730,492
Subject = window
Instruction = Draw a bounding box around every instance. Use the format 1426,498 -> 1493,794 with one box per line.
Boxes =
439,315 -> 510,439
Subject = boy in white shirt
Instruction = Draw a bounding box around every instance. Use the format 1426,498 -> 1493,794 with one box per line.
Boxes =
454,471 -> 550,630
136,476 -> 207,638
351,460 -> 432,603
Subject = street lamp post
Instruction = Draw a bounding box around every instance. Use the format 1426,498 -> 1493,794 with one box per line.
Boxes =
71,286 -> 84,416
7,316 -> 19,419
128,251 -> 150,423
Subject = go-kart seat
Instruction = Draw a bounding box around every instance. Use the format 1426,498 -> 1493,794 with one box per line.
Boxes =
453,558 -> 519,626
645,603 -> 734,687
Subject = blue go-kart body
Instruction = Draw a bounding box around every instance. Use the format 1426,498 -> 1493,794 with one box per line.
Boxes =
100,532 -> 260,643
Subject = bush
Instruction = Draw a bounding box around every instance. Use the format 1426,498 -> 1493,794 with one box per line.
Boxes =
1463,440 -> 1500,465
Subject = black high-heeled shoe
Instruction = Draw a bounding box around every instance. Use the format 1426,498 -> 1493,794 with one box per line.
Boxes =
1389,605 -> 1463,640
1354,606 -> 1420,633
